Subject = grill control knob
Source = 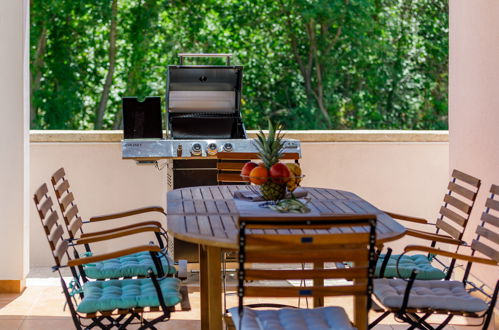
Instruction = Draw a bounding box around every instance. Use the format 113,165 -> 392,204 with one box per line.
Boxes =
191,143 -> 202,156
207,143 -> 218,155
223,143 -> 233,152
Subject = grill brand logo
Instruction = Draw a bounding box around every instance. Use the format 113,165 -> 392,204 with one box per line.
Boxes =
125,143 -> 142,147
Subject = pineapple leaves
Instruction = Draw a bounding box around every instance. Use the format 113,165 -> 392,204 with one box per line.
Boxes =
255,120 -> 285,168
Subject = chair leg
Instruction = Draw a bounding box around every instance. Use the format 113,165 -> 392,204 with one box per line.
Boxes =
137,313 -> 169,330
407,312 -> 432,330
85,317 -> 108,330
368,311 -> 390,329
396,313 -> 430,330
117,313 -> 136,329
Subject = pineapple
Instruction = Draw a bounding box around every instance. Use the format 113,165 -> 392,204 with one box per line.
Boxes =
255,120 -> 286,201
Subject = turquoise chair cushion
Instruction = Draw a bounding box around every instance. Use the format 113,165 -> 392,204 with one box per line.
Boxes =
83,251 -> 176,279
375,254 -> 446,280
77,277 -> 182,313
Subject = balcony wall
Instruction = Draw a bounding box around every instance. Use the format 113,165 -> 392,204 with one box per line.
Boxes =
30,130 -> 449,266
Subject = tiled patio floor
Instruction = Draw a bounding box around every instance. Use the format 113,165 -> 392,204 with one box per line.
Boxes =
0,269 -> 491,330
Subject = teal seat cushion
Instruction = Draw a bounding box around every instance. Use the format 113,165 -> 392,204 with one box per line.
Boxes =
77,277 -> 182,313
375,254 -> 446,280
83,251 -> 176,279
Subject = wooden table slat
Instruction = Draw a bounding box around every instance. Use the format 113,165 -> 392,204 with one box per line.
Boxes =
200,188 -> 214,200
209,186 -> 224,200
219,186 -> 234,199
203,200 -> 218,213
185,215 -> 199,234
214,200 -> 230,214
197,215 -> 213,236
209,216 -> 228,239
194,200 -> 208,214
180,189 -> 193,200
183,200 -> 195,213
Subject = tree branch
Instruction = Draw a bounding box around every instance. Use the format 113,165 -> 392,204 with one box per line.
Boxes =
95,0 -> 118,129
30,24 -> 48,127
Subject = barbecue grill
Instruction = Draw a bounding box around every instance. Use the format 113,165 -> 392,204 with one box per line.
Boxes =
122,53 -> 301,262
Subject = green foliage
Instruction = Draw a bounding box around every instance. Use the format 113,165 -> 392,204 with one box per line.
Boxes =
30,0 -> 448,130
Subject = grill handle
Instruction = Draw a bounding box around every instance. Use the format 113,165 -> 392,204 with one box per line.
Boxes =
178,53 -> 232,66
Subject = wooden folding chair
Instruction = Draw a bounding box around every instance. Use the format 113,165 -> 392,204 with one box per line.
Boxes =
216,152 -> 300,184
50,167 -> 180,280
377,169 -> 481,280
225,214 -> 377,330
34,183 -> 190,330
370,184 -> 499,330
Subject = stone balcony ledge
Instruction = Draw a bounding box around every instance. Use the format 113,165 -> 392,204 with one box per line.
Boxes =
30,130 -> 449,143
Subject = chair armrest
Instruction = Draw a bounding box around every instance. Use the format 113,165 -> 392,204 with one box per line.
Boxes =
405,228 -> 465,245
75,226 -> 161,245
89,206 -> 166,222
67,245 -> 161,267
404,245 -> 498,266
382,211 -> 429,224
79,221 -> 164,238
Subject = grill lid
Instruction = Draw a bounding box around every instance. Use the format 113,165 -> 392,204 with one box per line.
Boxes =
166,54 -> 245,139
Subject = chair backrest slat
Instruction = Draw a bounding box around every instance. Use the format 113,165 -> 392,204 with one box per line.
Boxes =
452,169 -> 481,187
439,206 -> 467,227
68,217 -> 83,237
245,231 -> 370,246
51,167 -> 66,185
48,225 -> 64,250
245,267 -> 368,281
216,152 -> 300,183
243,285 -> 366,298
64,205 -> 79,226
217,162 -> 246,171
481,212 -> 499,228
34,184 -> 48,204
43,211 -> 59,235
485,197 -> 499,212
475,226 -> 499,246
244,248 -> 368,263
217,173 -> 247,183
490,184 -> 499,195
471,239 -> 499,263
54,179 -> 70,198
60,192 -> 74,212
436,218 -> 461,240
447,181 -> 477,200
53,240 -> 69,265
38,197 -> 53,218
443,194 -> 472,214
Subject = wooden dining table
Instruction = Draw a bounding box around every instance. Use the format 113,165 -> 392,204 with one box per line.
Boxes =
167,185 -> 406,330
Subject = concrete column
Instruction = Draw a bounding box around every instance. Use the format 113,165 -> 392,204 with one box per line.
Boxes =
449,0 -> 499,289
0,0 -> 30,292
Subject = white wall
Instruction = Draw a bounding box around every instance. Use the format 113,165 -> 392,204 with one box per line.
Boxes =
30,140 -> 449,266
449,0 -> 499,289
0,0 -> 30,287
